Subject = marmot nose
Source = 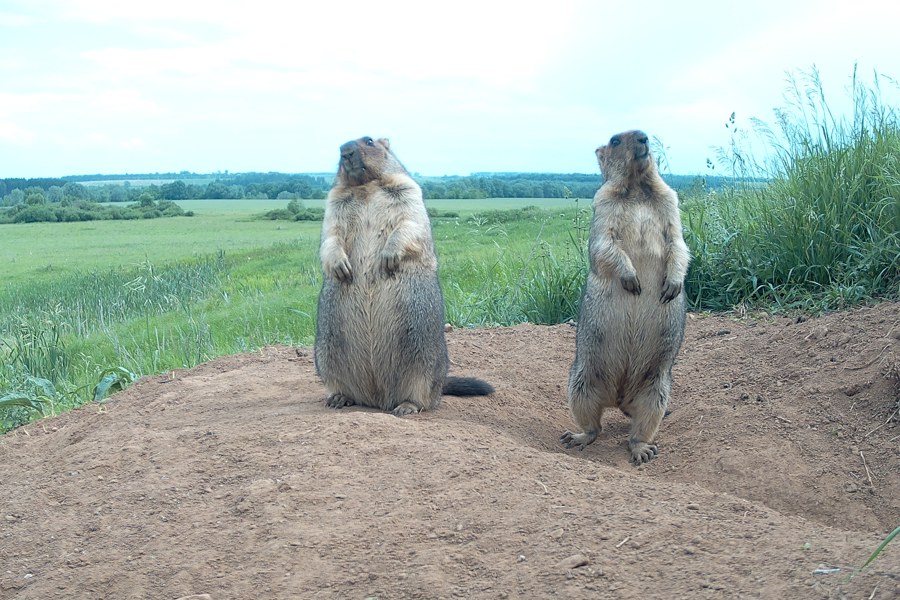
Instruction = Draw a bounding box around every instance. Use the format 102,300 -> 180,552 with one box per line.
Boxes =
635,131 -> 649,145
340,142 -> 356,158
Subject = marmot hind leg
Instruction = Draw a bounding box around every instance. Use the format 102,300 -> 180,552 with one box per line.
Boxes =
389,370 -> 442,417
560,363 -> 604,450
626,375 -> 670,464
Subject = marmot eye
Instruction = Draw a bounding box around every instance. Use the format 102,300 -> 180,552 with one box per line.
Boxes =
610,137 -> 621,147
364,137 -> 375,146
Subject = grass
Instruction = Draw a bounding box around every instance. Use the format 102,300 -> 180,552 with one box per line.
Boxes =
1,209 -> 322,288
682,66 -> 899,312
2,68 -> 898,432
856,525 -> 900,575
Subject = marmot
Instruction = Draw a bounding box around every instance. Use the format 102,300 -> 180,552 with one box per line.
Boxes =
560,130 -> 690,464
314,136 -> 494,416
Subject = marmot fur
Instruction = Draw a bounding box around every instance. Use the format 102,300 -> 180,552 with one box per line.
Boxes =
560,130 -> 690,464
314,136 -> 493,416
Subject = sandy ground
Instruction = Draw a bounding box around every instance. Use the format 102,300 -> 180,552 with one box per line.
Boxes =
1,302 -> 898,599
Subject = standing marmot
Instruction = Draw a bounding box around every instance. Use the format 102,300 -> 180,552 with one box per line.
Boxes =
560,130 -> 690,464
314,136 -> 493,416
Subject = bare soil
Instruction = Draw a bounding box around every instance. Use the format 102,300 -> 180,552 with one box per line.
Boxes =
1,303 -> 898,599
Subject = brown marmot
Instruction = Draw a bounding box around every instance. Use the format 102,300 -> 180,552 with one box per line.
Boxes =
314,136 -> 493,416
560,130 -> 690,464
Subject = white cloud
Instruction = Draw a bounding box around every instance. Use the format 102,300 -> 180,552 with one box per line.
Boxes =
120,137 -> 146,150
0,11 -> 33,27
82,46 -> 231,77
0,122 -> 36,144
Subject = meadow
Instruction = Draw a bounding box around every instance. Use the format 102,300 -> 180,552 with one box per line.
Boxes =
1,69 -> 897,432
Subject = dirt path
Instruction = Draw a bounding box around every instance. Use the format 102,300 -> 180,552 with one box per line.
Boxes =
2,303 -> 898,599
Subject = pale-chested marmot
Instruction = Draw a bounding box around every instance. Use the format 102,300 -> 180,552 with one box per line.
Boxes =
314,136 -> 494,416
560,130 -> 690,464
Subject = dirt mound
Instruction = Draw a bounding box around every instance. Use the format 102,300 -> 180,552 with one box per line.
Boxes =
1,303 -> 898,599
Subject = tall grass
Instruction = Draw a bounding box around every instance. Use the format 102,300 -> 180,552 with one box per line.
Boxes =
0,253 -> 228,336
442,202 -> 589,327
684,67 -> 899,311
0,240 -> 321,431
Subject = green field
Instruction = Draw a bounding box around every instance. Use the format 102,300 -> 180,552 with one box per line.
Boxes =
2,198 -> 580,287
3,210 -> 317,287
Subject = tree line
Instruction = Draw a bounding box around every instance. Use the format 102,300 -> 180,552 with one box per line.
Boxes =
1,172 -> 729,209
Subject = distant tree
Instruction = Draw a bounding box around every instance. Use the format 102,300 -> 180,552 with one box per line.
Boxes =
3,189 -> 25,207
24,187 -> 46,205
159,180 -> 189,200
108,185 -> 129,203
203,182 -> 229,199
203,182 -> 243,199
47,185 -> 65,203
87,186 -> 107,203
62,181 -> 87,201
184,183 -> 204,199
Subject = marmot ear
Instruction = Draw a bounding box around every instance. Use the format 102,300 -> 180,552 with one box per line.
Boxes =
378,138 -> 391,150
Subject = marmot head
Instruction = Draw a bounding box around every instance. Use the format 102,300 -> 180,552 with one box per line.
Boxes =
337,136 -> 408,186
596,130 -> 657,186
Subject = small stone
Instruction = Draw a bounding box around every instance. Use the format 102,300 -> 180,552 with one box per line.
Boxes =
517,555 -> 526,563
683,546 -> 697,555
174,596 -> 212,600
686,503 -> 700,511
843,482 -> 859,493
556,554 -> 589,570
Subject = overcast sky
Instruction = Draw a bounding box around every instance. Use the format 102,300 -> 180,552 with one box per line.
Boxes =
1,0 -> 898,178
